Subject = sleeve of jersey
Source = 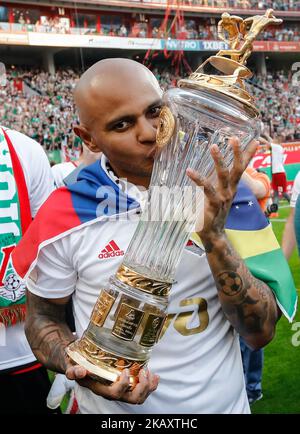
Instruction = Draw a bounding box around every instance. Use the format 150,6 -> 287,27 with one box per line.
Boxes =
225,182 -> 298,322
26,239 -> 77,299
11,187 -> 83,280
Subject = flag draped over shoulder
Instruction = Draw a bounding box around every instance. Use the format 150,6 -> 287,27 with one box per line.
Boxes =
225,182 -> 297,322
191,181 -> 297,321
11,161 -> 139,280
12,162 -> 297,322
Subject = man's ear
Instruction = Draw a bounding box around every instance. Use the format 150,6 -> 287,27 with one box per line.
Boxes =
73,125 -> 100,153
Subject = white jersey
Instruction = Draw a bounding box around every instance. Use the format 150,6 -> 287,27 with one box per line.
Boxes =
51,161 -> 78,188
0,127 -> 54,371
27,156 -> 249,414
271,143 -> 285,174
290,171 -> 300,208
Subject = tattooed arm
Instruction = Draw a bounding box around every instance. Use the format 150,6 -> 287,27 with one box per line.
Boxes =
25,291 -> 75,373
187,137 -> 280,350
201,234 -> 280,349
25,291 -> 159,402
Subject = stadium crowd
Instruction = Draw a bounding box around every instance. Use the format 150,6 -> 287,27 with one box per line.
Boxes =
11,0 -> 299,11
153,0 -> 299,10
0,68 -> 80,155
252,71 -> 300,140
257,24 -> 300,41
2,16 -> 300,42
0,66 -> 299,160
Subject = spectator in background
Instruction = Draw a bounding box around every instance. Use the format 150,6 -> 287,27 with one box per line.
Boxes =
120,24 -> 128,37
270,137 -> 290,209
18,13 -> 26,30
282,170 -> 300,259
139,27 -> 147,38
152,26 -> 159,38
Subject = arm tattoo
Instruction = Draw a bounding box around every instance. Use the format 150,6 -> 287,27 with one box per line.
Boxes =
25,291 -> 75,373
217,272 -> 244,297
203,234 -> 279,348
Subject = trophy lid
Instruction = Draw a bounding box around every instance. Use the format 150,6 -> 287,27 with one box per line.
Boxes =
178,9 -> 283,117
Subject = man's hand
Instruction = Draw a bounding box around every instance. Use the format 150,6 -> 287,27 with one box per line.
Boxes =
66,365 -> 159,404
25,291 -> 159,405
187,137 -> 259,241
185,137 -> 279,350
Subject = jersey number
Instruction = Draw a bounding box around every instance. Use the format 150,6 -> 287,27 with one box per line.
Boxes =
159,297 -> 209,339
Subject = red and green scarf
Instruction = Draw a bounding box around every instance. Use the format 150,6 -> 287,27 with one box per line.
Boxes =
0,127 -> 31,326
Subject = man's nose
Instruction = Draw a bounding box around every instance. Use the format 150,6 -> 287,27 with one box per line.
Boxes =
137,117 -> 157,144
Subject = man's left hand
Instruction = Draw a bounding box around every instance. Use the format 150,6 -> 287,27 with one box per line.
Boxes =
187,137 -> 259,243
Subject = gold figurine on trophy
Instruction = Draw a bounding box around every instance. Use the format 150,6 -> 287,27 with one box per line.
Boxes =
179,9 -> 283,114
216,9 -> 283,64
217,12 -> 245,62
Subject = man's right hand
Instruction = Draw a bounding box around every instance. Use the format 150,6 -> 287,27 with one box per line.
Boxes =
66,364 -> 159,405
24,292 -> 159,405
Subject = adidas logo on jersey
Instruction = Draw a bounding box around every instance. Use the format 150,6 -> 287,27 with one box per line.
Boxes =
98,240 -> 124,260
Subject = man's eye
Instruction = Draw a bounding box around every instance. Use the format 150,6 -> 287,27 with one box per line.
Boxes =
149,106 -> 162,117
114,121 -> 130,131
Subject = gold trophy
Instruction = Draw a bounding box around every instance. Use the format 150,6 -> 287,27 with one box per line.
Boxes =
67,9 -> 282,386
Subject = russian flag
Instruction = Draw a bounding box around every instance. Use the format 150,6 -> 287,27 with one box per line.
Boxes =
11,161 -> 138,280
225,183 -> 297,322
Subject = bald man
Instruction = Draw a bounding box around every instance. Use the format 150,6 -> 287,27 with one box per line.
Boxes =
73,58 -> 162,188
12,59 -> 292,414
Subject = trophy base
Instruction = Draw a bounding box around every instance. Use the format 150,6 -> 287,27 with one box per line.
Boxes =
66,337 -> 148,388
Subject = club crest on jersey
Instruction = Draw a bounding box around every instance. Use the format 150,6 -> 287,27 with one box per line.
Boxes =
0,272 -> 25,302
0,244 -> 25,301
98,240 -> 124,260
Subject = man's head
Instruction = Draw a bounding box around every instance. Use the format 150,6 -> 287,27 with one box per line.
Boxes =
272,135 -> 283,145
74,58 -> 163,187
